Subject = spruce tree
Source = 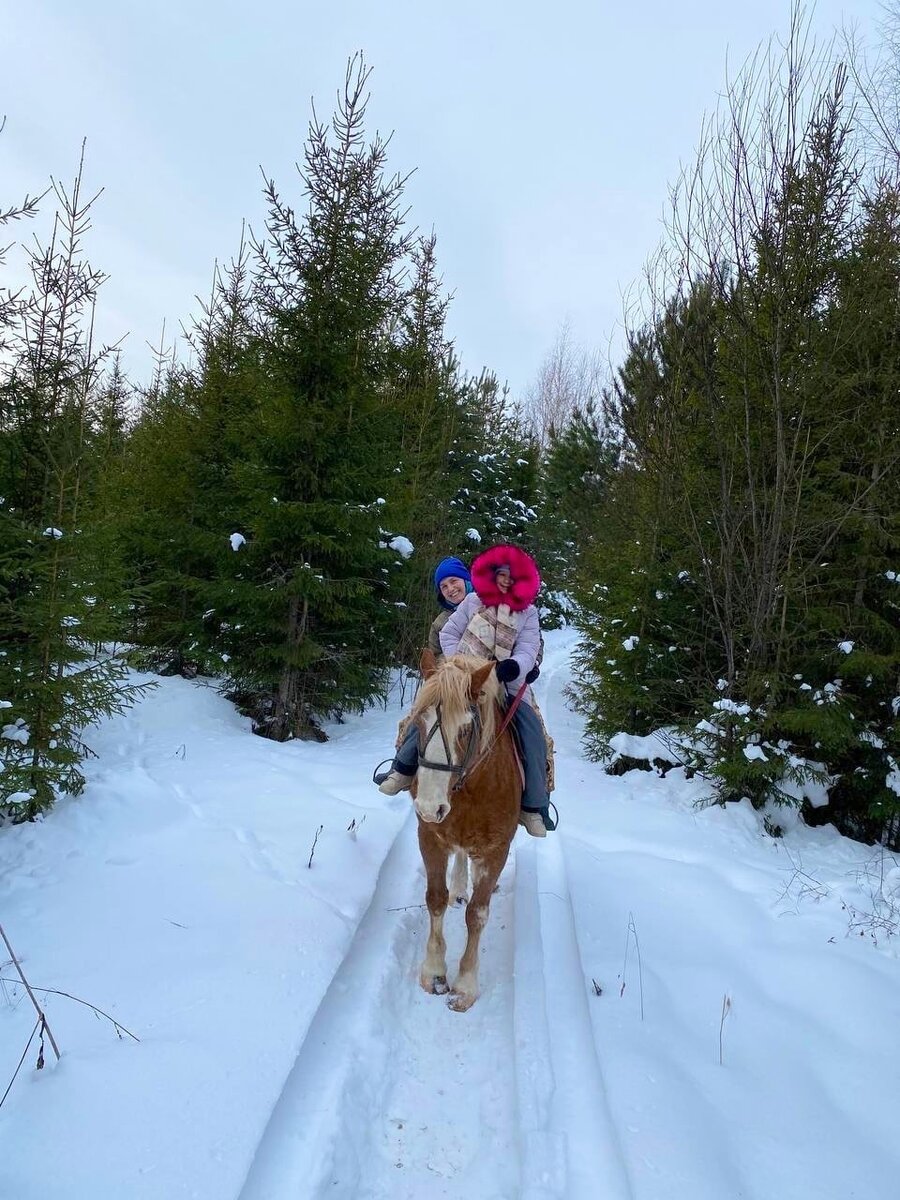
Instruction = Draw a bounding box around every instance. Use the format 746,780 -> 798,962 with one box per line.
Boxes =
217,58 -> 413,738
120,244 -> 262,678
0,159 -> 147,819
569,41 -> 900,844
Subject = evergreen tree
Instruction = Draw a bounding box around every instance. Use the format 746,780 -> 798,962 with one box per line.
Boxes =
119,245 -> 261,678
379,234 -> 470,666
0,159 -> 147,819
216,58 -> 414,738
446,372 -> 540,553
569,41 -> 900,845
533,399 -> 618,618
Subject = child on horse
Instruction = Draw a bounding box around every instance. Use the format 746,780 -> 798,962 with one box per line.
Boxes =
377,544 -> 555,838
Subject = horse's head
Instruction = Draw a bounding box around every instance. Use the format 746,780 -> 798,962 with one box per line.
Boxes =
410,649 -> 497,824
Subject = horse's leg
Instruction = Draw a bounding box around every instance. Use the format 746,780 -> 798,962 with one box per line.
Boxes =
418,826 -> 450,995
448,851 -> 508,1013
449,849 -> 468,906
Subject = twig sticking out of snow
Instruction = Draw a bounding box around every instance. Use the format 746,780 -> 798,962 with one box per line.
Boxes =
0,979 -> 139,1043
719,993 -> 733,1065
0,1017 -> 42,1110
307,824 -> 324,869
619,911 -> 645,1020
0,924 -> 60,1061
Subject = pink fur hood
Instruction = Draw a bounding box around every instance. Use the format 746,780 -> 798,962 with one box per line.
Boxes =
470,544 -> 541,612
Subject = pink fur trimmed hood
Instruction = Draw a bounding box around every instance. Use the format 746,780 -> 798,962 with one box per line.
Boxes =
470,544 -> 541,612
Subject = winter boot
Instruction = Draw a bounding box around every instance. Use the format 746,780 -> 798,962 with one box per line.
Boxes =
377,769 -> 414,796
519,809 -> 547,838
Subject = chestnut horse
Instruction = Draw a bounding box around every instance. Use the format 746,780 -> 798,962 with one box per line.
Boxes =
409,648 -> 521,1012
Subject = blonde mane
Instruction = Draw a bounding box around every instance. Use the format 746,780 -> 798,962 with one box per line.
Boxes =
410,654 -> 502,749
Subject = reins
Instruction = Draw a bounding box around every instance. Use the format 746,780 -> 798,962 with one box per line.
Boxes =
459,675 -> 528,788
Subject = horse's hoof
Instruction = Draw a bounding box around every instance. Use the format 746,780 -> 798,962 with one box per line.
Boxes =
420,972 -> 449,995
447,991 -> 477,1013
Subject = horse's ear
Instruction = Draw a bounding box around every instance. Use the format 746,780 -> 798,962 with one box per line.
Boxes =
420,647 -> 438,678
469,661 -> 495,698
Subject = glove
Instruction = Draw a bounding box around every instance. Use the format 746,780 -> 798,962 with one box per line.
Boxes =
525,664 -> 540,684
495,658 -> 520,684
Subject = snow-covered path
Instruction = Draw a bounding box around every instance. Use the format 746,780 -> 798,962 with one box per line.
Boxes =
3,630 -> 900,1199
236,817 -> 630,1200
237,814 -> 522,1199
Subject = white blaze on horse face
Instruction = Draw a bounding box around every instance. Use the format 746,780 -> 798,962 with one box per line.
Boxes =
415,705 -> 464,823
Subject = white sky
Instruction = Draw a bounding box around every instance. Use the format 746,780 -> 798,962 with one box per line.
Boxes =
0,0 -> 884,397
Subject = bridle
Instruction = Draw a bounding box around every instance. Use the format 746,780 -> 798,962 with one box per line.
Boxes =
416,701 -> 482,794
415,676 -> 529,795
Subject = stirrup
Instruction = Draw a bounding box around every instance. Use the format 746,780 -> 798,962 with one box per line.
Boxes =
372,758 -> 394,785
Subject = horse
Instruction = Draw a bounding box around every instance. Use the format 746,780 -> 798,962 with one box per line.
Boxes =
408,647 -> 521,1012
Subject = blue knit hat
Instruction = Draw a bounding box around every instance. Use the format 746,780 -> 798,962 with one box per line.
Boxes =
434,556 -> 473,610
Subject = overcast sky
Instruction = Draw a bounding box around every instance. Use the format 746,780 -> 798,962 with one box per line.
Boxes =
0,0 -> 884,397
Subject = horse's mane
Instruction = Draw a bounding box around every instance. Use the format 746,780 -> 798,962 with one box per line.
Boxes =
410,655 -> 502,749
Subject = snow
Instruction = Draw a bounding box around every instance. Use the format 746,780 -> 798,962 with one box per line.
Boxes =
4,790 -> 34,806
229,532 -> 246,552
608,730 -> 676,763
622,635 -> 639,651
2,631 -> 899,1199
387,535 -> 414,559
464,528 -> 481,543
742,744 -> 769,762
837,640 -> 854,654
42,527 -> 64,539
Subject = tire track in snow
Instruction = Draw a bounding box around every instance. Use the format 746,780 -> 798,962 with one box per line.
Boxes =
236,813 -> 521,1199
